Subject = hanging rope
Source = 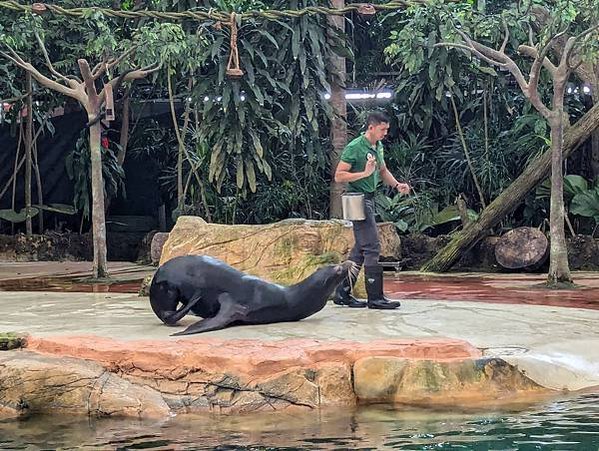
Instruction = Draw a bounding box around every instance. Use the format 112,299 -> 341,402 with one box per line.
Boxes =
0,0 -> 435,83
226,13 -> 243,79
0,1 -> 429,23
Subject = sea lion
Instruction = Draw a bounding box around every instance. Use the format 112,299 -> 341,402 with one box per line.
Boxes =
148,255 -> 357,336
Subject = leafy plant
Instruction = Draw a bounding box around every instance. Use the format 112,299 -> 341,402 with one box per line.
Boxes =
570,181 -> 599,232
65,130 -> 126,220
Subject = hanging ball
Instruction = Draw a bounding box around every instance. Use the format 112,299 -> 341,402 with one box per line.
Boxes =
32,3 -> 49,14
226,68 -> 244,79
357,4 -> 376,16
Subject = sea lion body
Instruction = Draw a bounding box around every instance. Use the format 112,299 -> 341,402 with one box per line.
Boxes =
149,255 -> 355,336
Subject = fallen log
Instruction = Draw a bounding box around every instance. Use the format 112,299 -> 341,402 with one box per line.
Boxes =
421,101 -> 599,272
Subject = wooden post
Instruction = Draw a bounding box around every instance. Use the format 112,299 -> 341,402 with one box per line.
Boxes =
328,0 -> 347,219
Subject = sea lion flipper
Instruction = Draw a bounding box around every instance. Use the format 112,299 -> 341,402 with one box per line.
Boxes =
162,293 -> 202,325
170,293 -> 243,336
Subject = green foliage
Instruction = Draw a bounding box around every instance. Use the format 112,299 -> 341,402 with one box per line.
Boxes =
374,191 -> 478,234
65,130 -> 126,220
190,0 -> 346,198
571,185 -> 599,226
0,204 -> 75,223
1,0 -> 598,234
0,208 -> 39,223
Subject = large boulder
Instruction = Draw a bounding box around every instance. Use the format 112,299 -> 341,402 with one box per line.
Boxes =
0,351 -> 170,418
158,216 -> 401,286
353,356 -> 547,406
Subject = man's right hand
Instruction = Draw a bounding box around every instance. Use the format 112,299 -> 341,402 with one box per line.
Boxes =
363,153 -> 376,177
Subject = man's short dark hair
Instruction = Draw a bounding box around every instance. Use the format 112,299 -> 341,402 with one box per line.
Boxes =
366,111 -> 390,127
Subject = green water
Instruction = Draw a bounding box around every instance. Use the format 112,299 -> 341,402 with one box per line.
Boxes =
1,392 -> 598,450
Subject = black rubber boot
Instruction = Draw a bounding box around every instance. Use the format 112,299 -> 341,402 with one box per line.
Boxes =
334,267 -> 367,308
364,265 -> 401,310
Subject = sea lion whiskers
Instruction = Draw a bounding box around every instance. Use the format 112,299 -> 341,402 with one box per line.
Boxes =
347,261 -> 360,279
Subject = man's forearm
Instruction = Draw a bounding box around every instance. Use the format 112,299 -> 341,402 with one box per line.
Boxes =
380,168 -> 400,187
335,170 -> 368,183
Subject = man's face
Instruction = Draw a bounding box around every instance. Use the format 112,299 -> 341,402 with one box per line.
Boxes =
368,122 -> 390,142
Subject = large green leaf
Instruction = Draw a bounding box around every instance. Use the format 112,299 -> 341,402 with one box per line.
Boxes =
0,208 -> 39,223
571,187 -> 599,220
537,174 -> 589,202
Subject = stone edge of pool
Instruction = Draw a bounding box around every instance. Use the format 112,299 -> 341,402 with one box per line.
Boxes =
0,334 -> 580,420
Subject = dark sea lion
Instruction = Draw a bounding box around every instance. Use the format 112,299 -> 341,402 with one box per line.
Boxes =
148,255 -> 357,336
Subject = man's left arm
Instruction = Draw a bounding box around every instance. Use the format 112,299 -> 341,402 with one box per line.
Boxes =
379,164 -> 410,194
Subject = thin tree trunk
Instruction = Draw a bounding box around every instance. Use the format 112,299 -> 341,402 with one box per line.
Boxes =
591,90 -> 599,179
25,72 -> 33,236
117,87 -> 130,167
1,154 -> 24,201
11,122 -> 23,235
547,78 -> 572,285
89,120 -> 109,279
167,71 -> 184,212
193,105 -> 212,222
328,0 -> 346,219
32,121 -> 44,233
78,58 -> 109,279
4,126 -> 23,202
450,95 -> 486,208
421,101 -> 599,272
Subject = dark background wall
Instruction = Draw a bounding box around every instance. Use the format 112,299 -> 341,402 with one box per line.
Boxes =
0,111 -> 165,260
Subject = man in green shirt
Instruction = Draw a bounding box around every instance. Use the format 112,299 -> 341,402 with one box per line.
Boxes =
334,111 -> 410,309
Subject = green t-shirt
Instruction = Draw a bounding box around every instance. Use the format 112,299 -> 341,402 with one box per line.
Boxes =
340,134 -> 385,194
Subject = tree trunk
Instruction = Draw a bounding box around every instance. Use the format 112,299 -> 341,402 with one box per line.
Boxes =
78,58 -> 109,279
328,0 -> 346,219
117,88 -> 130,167
547,77 -> 572,285
167,71 -> 184,213
591,90 -> 599,179
25,72 -> 33,236
547,118 -> 572,283
32,122 -> 44,233
89,120 -> 109,279
421,100 -> 599,272
495,226 -> 548,269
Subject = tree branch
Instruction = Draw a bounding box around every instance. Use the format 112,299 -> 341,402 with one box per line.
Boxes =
78,58 -> 99,110
564,23 -> 599,70
528,29 -> 567,95
518,44 -> 558,77
91,55 -> 109,79
33,31 -> 81,88
435,42 -> 507,68
438,26 -> 552,119
107,45 -> 139,71
531,5 -> 596,86
0,46 -> 81,101
92,46 -> 139,81
528,22 -> 535,47
98,62 -> 162,106
500,20 -> 510,54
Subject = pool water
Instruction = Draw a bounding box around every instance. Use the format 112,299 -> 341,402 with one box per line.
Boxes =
1,392 -> 598,450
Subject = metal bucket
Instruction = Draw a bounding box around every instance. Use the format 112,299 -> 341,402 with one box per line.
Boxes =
342,192 -> 366,221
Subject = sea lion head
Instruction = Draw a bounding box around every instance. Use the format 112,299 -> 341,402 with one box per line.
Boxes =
318,260 -> 358,286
